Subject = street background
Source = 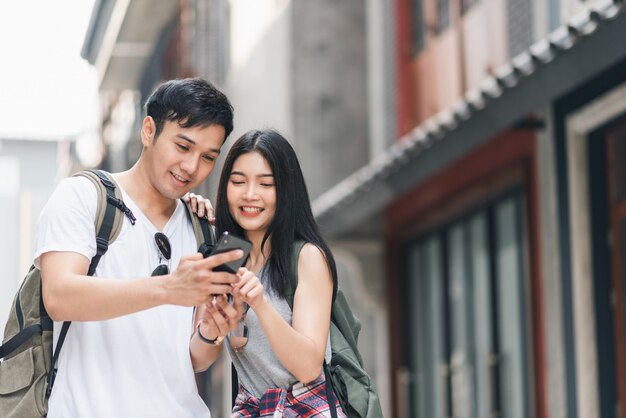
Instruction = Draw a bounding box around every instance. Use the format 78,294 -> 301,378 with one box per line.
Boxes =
2,1 -> 626,417
0,0 -> 97,332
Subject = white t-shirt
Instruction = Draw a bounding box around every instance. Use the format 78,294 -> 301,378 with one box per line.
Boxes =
34,176 -> 210,418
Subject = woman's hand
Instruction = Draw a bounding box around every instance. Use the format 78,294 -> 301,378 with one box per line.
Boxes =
182,192 -> 215,224
196,295 -> 241,340
233,267 -> 266,311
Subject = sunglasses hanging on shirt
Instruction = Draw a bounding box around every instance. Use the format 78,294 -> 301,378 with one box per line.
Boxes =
151,232 -> 171,276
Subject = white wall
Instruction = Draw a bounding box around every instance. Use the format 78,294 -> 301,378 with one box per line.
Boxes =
200,0 -> 293,197
226,0 -> 293,139
0,155 -> 20,334
0,139 -> 68,337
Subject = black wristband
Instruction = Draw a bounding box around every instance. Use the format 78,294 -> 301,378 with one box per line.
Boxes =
196,323 -> 223,345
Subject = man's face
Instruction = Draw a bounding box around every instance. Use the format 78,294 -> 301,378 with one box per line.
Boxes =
141,117 -> 225,200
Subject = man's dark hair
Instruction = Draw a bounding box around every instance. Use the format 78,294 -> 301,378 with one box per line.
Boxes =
215,129 -> 338,301
144,78 -> 234,141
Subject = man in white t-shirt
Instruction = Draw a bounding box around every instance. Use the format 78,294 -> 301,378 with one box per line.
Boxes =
37,78 -> 241,417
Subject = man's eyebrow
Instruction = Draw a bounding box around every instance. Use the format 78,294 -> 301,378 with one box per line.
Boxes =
177,134 -> 221,154
177,134 -> 196,145
230,171 -> 274,178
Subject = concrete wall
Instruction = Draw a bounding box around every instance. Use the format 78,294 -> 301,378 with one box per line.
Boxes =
291,0 -> 369,199
216,0 -> 369,201
226,0 -> 293,140
366,0 -> 395,155
332,240 -> 392,417
201,0 -> 294,198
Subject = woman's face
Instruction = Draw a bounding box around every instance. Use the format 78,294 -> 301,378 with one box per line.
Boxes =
226,151 -> 276,236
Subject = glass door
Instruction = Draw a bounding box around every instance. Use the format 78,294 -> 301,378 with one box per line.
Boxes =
405,192 -> 529,418
408,236 -> 447,417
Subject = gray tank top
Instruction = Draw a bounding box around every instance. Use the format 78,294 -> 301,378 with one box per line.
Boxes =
226,268 -> 332,398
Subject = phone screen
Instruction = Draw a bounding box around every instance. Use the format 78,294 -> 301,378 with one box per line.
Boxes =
210,232 -> 252,273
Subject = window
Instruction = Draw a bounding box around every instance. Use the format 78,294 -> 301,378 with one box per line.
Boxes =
436,0 -> 451,33
411,0 -> 426,54
461,0 -> 479,14
406,191 -> 530,417
506,0 -> 532,58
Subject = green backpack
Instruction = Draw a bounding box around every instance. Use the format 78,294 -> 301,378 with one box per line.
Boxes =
0,169 -> 214,418
286,241 -> 384,418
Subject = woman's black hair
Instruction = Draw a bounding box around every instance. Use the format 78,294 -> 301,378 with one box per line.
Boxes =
215,129 -> 337,300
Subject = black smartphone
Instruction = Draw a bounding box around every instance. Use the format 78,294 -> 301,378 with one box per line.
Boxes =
208,231 -> 252,273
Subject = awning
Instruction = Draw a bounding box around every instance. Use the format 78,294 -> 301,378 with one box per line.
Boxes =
81,0 -> 178,91
312,0 -> 626,238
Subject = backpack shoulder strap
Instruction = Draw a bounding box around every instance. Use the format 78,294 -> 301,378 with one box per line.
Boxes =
73,169 -> 130,271
182,198 -> 217,247
330,290 -> 363,365
47,169 -> 133,398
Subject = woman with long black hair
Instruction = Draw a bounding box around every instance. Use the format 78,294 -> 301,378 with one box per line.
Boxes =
207,129 -> 345,416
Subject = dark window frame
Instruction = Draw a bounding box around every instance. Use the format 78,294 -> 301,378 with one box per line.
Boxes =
461,0 -> 480,14
410,0 -> 426,54
403,185 -> 531,418
436,0 -> 451,33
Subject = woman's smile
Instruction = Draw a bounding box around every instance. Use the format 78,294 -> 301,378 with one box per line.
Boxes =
240,206 -> 264,217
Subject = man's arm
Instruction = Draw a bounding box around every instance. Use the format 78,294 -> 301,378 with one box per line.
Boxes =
189,298 -> 241,372
41,250 -> 243,322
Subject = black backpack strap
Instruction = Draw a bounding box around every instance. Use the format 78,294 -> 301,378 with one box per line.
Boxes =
0,324 -> 42,358
1,267 -> 49,359
46,321 -> 70,397
45,169 -> 133,398
324,363 -> 339,418
81,170 -> 135,274
231,363 -> 239,407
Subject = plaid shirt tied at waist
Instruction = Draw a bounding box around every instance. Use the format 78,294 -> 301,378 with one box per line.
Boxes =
232,374 -> 345,418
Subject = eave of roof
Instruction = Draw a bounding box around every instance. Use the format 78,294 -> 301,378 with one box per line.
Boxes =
81,0 -> 177,91
312,0 -> 625,238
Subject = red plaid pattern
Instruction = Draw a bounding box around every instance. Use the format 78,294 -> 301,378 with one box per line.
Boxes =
232,375 -> 345,417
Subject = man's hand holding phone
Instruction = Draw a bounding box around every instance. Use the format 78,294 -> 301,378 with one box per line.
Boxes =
198,231 -> 252,302
164,249 -> 243,306
200,232 -> 252,274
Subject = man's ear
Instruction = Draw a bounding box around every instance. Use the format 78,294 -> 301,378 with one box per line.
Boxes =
141,116 -> 156,146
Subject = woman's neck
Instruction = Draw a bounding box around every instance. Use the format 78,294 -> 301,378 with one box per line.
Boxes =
245,230 -> 270,273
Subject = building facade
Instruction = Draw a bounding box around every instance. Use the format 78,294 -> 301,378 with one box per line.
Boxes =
82,0 -> 626,417
315,0 -> 626,417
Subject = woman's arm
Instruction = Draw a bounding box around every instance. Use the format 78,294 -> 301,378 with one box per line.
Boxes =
235,243 -> 333,383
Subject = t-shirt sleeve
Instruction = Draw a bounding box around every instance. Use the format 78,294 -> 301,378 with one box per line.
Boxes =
33,176 -> 98,268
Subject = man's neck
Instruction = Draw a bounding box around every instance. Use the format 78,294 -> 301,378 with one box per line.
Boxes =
114,165 -> 178,230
